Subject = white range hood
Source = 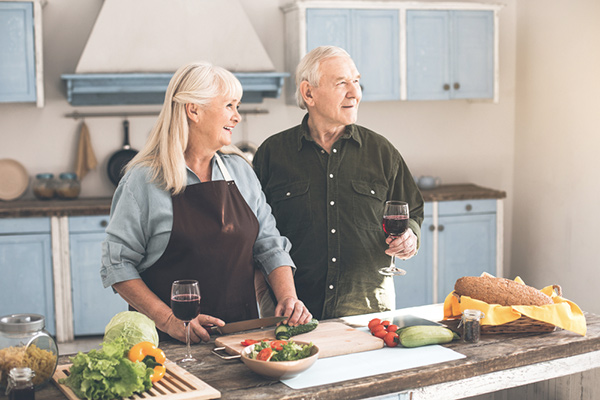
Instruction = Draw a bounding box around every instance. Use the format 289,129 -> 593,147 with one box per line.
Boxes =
62,0 -> 287,105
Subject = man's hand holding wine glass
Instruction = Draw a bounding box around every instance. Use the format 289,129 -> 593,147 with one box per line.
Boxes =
385,228 -> 418,260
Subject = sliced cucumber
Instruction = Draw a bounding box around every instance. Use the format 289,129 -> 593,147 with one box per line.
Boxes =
275,318 -> 319,340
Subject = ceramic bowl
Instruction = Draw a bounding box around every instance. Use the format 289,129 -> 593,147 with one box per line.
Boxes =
240,341 -> 319,380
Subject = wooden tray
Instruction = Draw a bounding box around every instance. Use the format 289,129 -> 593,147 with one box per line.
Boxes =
52,360 -> 220,399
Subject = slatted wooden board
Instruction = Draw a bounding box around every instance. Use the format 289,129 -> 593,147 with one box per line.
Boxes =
52,360 -> 220,399
214,321 -> 383,358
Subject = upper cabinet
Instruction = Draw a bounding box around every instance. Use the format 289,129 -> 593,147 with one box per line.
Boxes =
282,1 -> 502,103
406,10 -> 495,100
0,0 -> 44,107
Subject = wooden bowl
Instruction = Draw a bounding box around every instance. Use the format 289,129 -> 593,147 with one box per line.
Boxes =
240,341 -> 319,380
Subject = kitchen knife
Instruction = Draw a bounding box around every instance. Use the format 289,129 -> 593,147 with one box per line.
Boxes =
392,314 -> 442,329
210,316 -> 287,335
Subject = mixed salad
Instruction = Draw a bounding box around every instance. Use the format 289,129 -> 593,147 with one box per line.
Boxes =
246,340 -> 314,362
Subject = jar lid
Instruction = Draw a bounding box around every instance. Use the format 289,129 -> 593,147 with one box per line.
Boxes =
59,172 -> 78,180
0,314 -> 45,333
9,367 -> 35,381
462,309 -> 485,320
35,173 -> 54,179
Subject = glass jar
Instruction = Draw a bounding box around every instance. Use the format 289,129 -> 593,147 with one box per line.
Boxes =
461,309 -> 484,343
55,172 -> 80,200
32,174 -> 55,200
0,314 -> 58,389
6,367 -> 35,400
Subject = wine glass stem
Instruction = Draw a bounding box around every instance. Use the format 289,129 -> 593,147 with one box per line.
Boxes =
390,254 -> 396,271
184,321 -> 192,358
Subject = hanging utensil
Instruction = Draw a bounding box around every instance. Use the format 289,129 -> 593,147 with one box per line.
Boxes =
107,120 -> 138,186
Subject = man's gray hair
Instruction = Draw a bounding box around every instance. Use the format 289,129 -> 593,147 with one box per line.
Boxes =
295,46 -> 352,110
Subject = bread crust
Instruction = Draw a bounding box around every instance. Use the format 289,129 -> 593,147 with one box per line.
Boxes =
454,276 -> 553,306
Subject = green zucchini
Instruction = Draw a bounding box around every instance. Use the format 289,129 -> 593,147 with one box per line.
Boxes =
275,318 -> 319,340
398,325 -> 457,348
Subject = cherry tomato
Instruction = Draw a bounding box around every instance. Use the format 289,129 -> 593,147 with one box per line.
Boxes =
256,347 -> 273,361
371,324 -> 386,335
383,331 -> 399,347
387,324 -> 399,333
269,340 -> 288,351
368,318 -> 382,331
373,328 -> 388,339
381,320 -> 391,328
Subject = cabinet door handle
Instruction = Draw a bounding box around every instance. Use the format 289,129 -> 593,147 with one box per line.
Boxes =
438,224 -> 445,232
454,82 -> 460,90
100,220 -> 108,228
465,204 -> 472,211
429,224 -> 435,232
443,84 -> 450,91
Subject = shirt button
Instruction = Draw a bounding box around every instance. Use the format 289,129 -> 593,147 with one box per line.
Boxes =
331,257 -> 337,262
330,201 -> 335,206
370,189 -> 375,195
329,174 -> 334,178
331,229 -> 336,234
329,285 -> 334,290
321,150 -> 325,154
332,148 -> 338,153
286,192 -> 291,197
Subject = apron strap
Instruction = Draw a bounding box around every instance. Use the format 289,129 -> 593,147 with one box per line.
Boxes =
215,153 -> 233,181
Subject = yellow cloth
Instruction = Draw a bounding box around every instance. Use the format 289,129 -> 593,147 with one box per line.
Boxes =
75,121 -> 98,180
443,276 -> 587,336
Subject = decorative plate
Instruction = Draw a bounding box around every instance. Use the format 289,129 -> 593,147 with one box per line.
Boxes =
0,159 -> 29,201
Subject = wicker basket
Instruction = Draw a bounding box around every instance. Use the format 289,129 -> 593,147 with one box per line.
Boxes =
456,285 -> 562,334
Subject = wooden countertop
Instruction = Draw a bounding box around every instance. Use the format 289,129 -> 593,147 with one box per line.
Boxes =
0,184 -> 505,219
37,306 -> 600,400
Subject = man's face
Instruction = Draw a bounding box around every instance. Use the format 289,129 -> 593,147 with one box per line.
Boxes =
308,56 -> 362,127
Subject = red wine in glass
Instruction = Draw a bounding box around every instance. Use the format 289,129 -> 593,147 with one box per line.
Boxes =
171,280 -> 202,364
171,294 -> 201,321
379,201 -> 410,276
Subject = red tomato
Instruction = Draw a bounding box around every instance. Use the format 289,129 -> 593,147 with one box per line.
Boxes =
371,324 -> 386,335
269,340 -> 288,351
373,328 -> 388,339
241,339 -> 260,346
256,347 -> 273,361
368,318 -> 382,331
381,320 -> 391,328
387,324 -> 399,333
383,331 -> 399,347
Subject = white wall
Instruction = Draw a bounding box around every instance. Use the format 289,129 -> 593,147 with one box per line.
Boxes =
512,0 -> 600,314
1,1 -> 522,302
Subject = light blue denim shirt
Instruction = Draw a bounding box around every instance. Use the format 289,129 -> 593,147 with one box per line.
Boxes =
101,153 -> 295,288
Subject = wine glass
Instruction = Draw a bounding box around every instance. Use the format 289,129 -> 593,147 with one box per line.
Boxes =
379,201 -> 410,276
171,280 -> 201,365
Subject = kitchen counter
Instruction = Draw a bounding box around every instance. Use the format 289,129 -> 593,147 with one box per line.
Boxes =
37,304 -> 600,400
0,184 -> 505,218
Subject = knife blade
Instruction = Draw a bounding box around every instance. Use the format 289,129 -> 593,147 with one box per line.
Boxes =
211,316 -> 287,335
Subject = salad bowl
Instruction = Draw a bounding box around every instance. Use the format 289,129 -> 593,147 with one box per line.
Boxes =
240,341 -> 319,380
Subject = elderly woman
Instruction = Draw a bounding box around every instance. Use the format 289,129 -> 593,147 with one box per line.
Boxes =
101,61 -> 311,343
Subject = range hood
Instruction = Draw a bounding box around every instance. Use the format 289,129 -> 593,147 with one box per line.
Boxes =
62,0 -> 287,106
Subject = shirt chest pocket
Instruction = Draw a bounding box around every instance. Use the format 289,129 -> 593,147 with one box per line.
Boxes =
269,182 -> 311,232
352,180 -> 388,231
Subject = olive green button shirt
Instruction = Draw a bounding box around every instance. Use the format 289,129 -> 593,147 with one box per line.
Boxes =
254,115 -> 424,319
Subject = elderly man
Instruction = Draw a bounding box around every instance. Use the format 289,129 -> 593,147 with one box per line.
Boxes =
253,46 -> 424,319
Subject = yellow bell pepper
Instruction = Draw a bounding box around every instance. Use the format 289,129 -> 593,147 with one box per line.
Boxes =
128,341 -> 167,383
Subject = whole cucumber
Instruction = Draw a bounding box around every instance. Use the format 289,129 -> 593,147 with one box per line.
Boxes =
398,325 -> 456,348
275,318 -> 319,340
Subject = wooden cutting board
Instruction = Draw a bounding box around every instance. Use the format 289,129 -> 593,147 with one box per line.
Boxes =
214,321 -> 383,358
52,359 -> 220,399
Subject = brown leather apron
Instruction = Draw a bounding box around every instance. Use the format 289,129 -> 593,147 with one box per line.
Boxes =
138,155 -> 259,338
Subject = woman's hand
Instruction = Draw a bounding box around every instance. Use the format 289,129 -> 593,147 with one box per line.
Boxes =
164,313 -> 225,343
385,228 -> 418,260
275,296 -> 312,326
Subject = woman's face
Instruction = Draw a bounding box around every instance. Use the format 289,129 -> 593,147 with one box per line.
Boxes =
193,94 -> 241,151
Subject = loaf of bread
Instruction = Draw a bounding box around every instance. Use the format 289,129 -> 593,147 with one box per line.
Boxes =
454,276 -> 553,306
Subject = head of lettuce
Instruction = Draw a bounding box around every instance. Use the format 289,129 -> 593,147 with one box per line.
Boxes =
104,311 -> 159,348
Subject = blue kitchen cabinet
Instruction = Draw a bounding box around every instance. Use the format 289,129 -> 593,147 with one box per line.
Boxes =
0,217 -> 55,335
407,10 -> 494,100
0,1 -> 37,103
394,199 -> 498,309
69,215 -> 128,336
394,203 -> 433,308
305,8 -> 400,101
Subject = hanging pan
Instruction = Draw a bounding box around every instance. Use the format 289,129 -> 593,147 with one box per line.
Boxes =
107,120 -> 138,186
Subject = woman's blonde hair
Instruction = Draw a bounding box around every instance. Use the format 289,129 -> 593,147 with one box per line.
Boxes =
126,61 -> 245,194
295,46 -> 352,109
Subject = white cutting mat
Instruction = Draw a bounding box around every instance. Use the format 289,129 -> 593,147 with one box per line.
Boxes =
281,343 -> 465,389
